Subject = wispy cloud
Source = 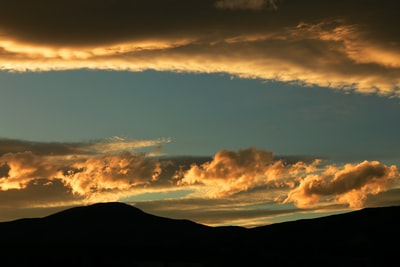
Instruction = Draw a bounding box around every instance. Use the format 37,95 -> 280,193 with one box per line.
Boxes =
0,137 -> 170,156
0,0 -> 399,97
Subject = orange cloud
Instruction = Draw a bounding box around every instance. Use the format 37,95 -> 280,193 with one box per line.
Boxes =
62,152 -> 162,196
0,138 -> 169,197
178,147 -> 274,197
284,161 -> 399,208
178,148 -> 318,199
178,148 -> 399,210
0,152 -> 61,190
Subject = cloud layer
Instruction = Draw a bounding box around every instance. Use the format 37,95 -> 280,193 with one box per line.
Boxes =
1,0 -> 400,96
0,139 -> 398,226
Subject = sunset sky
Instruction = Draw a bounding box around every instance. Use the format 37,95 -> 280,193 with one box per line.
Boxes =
0,0 -> 400,227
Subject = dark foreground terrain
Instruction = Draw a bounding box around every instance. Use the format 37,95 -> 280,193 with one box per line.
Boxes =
0,202 -> 399,267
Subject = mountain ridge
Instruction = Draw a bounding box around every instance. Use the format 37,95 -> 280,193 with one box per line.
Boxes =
1,202 -> 399,267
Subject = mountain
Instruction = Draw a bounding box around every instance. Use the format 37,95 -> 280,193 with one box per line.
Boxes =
0,202 -> 399,267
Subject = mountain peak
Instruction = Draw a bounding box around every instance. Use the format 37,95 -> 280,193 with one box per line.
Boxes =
46,201 -> 143,216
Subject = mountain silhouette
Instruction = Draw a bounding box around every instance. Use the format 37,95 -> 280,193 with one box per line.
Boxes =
0,202 -> 399,267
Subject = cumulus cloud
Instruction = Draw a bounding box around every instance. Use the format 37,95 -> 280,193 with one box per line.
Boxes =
178,147 -> 274,189
0,137 -> 170,195
284,161 -> 399,208
177,148 -> 315,198
177,148 -> 400,208
0,0 -> 399,96
61,152 -> 162,196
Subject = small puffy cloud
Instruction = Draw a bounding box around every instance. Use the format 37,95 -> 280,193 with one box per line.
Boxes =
62,152 -> 162,196
178,147 -> 274,197
284,161 -> 399,208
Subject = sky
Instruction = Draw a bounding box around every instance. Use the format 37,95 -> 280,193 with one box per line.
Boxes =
0,0 -> 400,227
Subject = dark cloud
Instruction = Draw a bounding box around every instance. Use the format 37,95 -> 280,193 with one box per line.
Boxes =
0,178 -> 80,221
1,0 -> 400,95
0,0 -> 397,46
0,0 -> 272,46
0,137 -> 169,156
0,138 -> 85,156
365,188 -> 400,207
0,178 -> 80,208
0,164 -> 10,178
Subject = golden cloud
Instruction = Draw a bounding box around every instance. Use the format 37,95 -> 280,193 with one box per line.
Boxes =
62,152 -> 162,196
180,148 -> 274,197
0,138 -> 169,195
178,149 -> 399,208
284,161 -> 399,208
0,152 -> 61,190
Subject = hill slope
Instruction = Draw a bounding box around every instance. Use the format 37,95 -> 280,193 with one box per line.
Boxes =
0,202 -> 399,267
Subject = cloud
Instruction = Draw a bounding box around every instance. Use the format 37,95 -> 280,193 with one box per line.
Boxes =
0,138 -> 170,194
0,142 -> 399,225
0,151 -> 61,190
0,137 -> 171,156
215,0 -> 277,10
61,152 -> 162,196
0,178 -> 80,209
0,163 -> 10,178
177,148 -> 319,198
0,0 -> 399,97
178,148 -> 400,209
0,138 -> 85,156
178,147 -> 275,197
284,161 -> 399,208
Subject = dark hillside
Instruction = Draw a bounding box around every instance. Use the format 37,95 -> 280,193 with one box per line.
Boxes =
0,203 -> 399,267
